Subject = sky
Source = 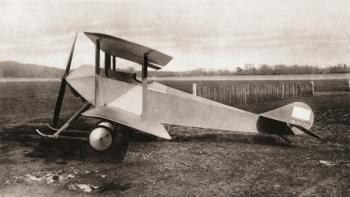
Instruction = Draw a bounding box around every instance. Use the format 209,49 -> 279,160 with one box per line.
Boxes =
0,0 -> 350,71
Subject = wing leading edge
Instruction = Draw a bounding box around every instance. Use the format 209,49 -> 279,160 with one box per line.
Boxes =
84,32 -> 172,67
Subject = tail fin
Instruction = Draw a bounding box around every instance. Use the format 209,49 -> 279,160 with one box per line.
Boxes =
258,102 -> 322,140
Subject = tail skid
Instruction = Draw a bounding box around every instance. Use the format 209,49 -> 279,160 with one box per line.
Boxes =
290,124 -> 323,141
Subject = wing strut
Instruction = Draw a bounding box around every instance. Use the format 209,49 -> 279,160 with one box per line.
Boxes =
104,52 -> 111,77
95,39 -> 101,106
112,56 -> 116,71
142,53 -> 148,120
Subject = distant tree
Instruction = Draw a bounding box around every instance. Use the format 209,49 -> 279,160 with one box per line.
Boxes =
258,64 -> 273,74
146,63 -> 349,77
329,64 -> 349,73
236,67 -> 243,74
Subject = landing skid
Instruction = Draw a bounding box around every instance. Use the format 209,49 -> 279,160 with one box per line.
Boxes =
35,127 -> 87,141
35,128 -> 56,138
36,102 -> 92,139
46,124 -> 59,131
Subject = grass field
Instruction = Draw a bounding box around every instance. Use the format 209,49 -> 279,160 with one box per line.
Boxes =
0,80 -> 349,196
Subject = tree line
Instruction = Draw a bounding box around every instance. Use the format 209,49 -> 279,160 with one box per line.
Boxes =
145,64 -> 350,77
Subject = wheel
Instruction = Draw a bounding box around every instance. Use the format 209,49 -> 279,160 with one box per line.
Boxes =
88,122 -> 129,163
89,125 -> 113,151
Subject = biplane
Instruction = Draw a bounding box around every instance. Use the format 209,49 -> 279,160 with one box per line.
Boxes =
36,32 -> 322,153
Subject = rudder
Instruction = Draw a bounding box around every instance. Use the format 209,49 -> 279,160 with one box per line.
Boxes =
258,102 -> 322,140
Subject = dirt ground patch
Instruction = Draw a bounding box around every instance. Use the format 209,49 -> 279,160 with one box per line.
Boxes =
0,84 -> 349,196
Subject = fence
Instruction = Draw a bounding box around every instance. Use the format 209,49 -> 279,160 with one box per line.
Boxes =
159,80 -> 314,105
195,81 -> 313,105
313,79 -> 350,92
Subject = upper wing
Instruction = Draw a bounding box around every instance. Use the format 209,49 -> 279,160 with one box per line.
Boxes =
84,32 -> 172,67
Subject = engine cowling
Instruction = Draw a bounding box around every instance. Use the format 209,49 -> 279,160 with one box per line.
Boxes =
89,122 -> 114,151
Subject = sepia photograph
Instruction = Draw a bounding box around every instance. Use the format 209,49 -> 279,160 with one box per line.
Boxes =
0,0 -> 349,196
